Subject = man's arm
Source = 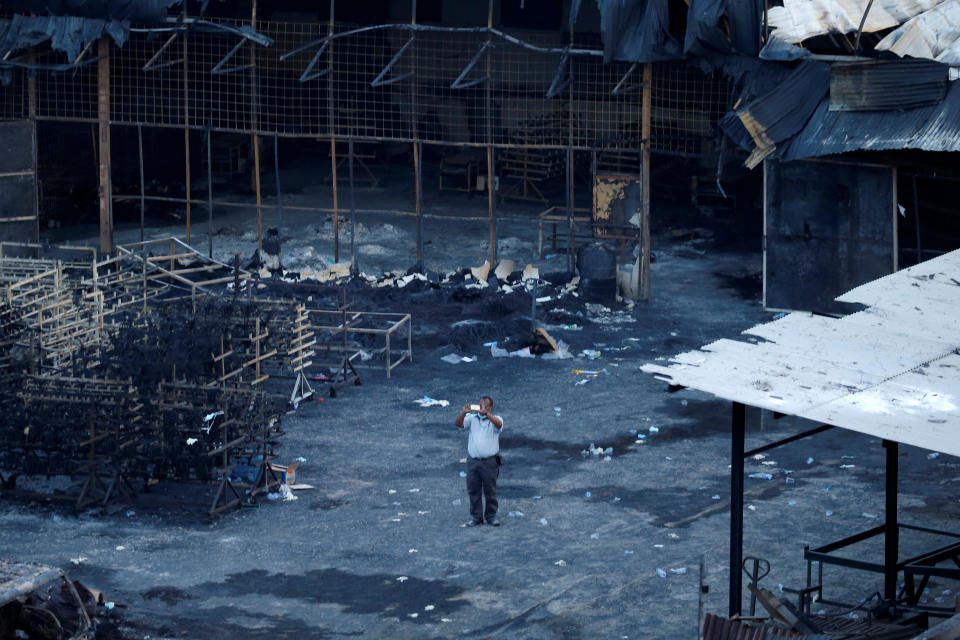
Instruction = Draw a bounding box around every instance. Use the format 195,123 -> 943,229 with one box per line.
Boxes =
488,414 -> 503,429
455,404 -> 471,429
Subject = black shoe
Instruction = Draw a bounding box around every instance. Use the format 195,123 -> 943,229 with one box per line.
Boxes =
487,519 -> 500,527
462,519 -> 483,527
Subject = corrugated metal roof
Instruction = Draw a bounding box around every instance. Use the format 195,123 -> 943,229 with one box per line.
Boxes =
719,61 -> 830,166
829,59 -> 947,111
641,249 -> 960,458
783,78 -> 960,159
876,0 -> 960,64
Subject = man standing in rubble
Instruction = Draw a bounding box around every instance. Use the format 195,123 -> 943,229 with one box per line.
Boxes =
455,396 -> 503,527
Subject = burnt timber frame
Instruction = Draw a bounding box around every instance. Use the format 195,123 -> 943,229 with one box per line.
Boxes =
728,401 -> 960,619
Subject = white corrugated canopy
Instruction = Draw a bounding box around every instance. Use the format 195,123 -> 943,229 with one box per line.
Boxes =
641,249 -> 960,457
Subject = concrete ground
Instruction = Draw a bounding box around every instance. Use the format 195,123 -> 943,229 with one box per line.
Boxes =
5,167 -> 960,639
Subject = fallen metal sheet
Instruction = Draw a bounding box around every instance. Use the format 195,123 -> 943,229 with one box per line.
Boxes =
766,0 -> 943,44
642,249 -> 960,458
829,59 -> 947,112
876,0 -> 960,63
719,61 -> 830,167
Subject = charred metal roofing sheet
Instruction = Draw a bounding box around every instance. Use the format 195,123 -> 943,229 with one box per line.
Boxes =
829,59 -> 947,111
641,249 -> 960,457
783,78 -> 960,158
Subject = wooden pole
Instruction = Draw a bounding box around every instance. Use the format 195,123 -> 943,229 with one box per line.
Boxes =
207,126 -> 214,258
349,137 -> 356,271
640,63 -> 652,301
97,37 -> 113,255
412,0 -> 423,269
28,51 -> 38,243
185,129 -> 192,244
328,0 -> 339,262
254,134 -> 262,248
414,141 -> 422,265
486,0 -> 496,266
183,12 -> 191,244
138,125 -> 145,243
251,0 -> 262,249
567,16 -> 575,274
331,138 -> 339,262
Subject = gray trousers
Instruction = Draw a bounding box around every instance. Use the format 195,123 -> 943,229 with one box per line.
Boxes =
466,456 -> 500,523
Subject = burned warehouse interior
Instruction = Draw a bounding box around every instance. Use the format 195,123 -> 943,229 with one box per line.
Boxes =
0,0 -> 958,638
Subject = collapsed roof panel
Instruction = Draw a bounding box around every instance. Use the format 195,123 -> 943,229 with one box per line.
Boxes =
0,14 -> 129,61
766,0 -> 943,45
596,0 -> 682,63
642,249 -> 960,458
719,60 -> 830,166
875,0 -> 960,63
0,0 -> 182,24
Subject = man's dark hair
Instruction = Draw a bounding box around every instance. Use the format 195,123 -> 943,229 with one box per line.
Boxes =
482,395 -> 493,408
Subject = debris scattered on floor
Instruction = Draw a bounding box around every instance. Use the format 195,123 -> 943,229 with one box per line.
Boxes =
441,353 -> 476,364
414,396 -> 450,407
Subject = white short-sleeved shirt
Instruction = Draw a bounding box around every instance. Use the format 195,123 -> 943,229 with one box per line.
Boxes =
464,413 -> 503,459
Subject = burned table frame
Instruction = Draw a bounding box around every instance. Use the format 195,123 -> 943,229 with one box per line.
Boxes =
727,402 -> 958,620
307,307 -> 412,381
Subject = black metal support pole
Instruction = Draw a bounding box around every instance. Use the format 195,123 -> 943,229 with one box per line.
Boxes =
884,439 -> 899,604
730,401 -> 746,617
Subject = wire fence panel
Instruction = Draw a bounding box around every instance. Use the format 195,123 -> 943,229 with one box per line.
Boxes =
652,62 -> 732,156
0,20 -> 732,156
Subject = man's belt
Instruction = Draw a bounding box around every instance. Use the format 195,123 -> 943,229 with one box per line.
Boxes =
471,455 -> 497,461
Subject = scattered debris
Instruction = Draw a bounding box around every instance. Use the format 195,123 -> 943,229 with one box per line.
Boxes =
414,396 -> 450,407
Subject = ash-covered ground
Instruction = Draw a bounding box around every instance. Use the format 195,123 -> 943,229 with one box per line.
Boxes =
8,165 -> 960,639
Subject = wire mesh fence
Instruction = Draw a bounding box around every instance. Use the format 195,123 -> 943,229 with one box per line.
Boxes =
0,19 -> 733,155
